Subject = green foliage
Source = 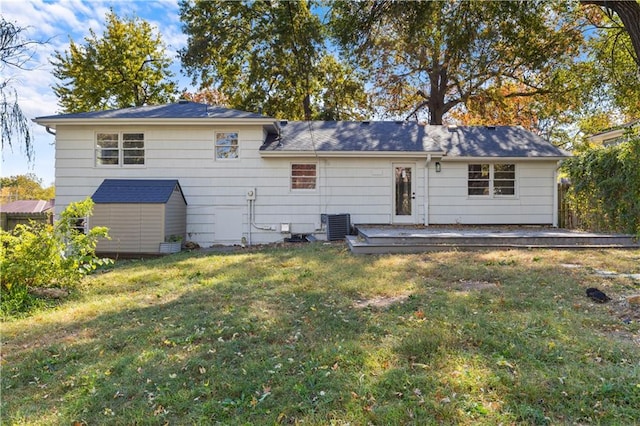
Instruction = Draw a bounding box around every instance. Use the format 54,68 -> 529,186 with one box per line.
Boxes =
330,0 -> 587,125
587,13 -> 640,118
2,246 -> 639,424
1,198 -> 112,317
0,173 -> 54,204
51,11 -> 177,113
563,134 -> 640,235
179,0 -> 369,120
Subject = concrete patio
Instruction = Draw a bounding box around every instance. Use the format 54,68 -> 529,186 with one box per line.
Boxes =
346,225 -> 640,254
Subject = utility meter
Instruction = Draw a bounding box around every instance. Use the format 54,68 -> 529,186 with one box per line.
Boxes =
246,188 -> 256,201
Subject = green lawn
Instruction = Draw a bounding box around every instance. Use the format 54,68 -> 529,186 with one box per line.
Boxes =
2,244 -> 639,425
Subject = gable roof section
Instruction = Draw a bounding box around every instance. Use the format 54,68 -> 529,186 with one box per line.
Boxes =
261,122 -> 566,159
444,126 -> 569,158
34,102 -> 276,129
92,179 -> 187,204
261,121 -> 446,155
0,199 -> 53,213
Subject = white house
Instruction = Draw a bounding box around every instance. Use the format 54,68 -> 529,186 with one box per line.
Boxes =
588,120 -> 639,146
34,101 -> 569,253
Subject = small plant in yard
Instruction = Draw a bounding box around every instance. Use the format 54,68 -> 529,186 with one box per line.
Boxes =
1,245 -> 639,424
0,198 -> 112,317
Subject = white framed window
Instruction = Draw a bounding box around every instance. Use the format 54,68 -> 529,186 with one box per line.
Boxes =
215,132 -> 239,159
468,163 -> 515,197
291,163 -> 317,190
96,132 -> 145,166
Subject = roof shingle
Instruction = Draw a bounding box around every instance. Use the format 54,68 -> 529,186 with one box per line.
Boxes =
35,102 -> 269,121
91,180 -> 186,204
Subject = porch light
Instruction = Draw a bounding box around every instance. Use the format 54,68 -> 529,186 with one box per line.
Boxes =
435,162 -> 441,172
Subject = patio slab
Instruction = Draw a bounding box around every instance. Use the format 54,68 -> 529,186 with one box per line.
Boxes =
347,225 -> 640,254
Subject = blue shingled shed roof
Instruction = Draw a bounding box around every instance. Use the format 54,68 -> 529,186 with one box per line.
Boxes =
92,180 -> 187,204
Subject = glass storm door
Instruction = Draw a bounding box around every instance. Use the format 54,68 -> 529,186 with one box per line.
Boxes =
393,164 -> 416,223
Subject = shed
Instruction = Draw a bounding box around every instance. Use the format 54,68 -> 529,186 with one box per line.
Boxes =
91,179 -> 187,254
0,199 -> 54,231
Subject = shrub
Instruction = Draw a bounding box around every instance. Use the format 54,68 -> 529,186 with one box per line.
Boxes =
1,198 -> 112,316
562,135 -> 640,236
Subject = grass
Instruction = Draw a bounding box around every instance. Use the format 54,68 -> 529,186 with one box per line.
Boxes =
2,243 -> 640,425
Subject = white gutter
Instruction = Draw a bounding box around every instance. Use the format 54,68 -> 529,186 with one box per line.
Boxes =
32,117 -> 279,129
259,151 -> 446,159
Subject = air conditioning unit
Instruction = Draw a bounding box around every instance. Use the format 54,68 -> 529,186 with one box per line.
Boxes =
326,214 -> 351,241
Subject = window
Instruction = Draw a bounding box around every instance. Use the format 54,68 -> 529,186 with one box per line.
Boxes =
123,133 -> 145,165
468,164 -> 490,196
493,164 -> 515,196
215,132 -> 239,159
291,163 -> 317,190
468,164 -> 515,197
96,132 -> 145,166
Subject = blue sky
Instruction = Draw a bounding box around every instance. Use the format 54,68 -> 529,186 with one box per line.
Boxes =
1,0 -> 194,186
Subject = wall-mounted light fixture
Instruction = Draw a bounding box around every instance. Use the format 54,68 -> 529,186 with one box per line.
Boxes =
435,162 -> 441,172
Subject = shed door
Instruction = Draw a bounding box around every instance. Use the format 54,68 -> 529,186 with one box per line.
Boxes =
393,164 -> 416,224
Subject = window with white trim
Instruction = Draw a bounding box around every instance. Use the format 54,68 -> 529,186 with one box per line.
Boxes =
96,132 -> 145,166
291,163 -> 317,190
215,132 -> 239,159
468,163 -> 515,197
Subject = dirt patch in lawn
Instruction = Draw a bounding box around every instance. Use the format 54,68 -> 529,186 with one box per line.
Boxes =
353,294 -> 411,309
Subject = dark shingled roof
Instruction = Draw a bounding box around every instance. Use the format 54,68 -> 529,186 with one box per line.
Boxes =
261,121 -> 446,153
262,122 -> 568,158
35,102 -> 269,121
92,180 -> 186,204
445,126 -> 569,157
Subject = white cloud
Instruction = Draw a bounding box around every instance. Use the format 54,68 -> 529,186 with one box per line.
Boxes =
1,0 -> 188,183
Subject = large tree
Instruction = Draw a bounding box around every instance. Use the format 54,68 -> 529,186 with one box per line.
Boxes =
179,0 -> 369,120
1,18 -> 43,161
581,0 -> 640,68
51,11 -> 178,113
330,0 -> 587,125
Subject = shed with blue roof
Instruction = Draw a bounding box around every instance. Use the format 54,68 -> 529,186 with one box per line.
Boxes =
91,179 -> 187,254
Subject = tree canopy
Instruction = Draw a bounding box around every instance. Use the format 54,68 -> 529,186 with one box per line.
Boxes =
51,11 -> 178,113
330,0 -> 587,126
179,0 -> 369,120
0,174 -> 55,204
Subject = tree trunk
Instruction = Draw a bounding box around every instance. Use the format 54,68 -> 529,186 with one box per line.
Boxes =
428,67 -> 447,125
581,0 -> 640,67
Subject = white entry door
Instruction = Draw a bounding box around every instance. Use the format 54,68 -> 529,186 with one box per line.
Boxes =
392,164 -> 416,224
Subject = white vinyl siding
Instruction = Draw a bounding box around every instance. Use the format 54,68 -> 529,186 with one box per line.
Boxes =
430,161 -> 556,225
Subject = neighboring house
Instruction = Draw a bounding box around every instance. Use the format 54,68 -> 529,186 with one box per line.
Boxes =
0,199 -> 54,231
588,120 -> 639,146
34,101 -> 569,252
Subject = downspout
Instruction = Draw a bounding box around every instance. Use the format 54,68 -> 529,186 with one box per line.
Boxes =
553,160 -> 561,228
425,154 -> 431,226
247,199 -> 252,246
46,126 -> 56,136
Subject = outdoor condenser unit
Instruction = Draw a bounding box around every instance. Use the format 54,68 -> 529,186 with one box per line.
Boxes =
326,213 -> 351,241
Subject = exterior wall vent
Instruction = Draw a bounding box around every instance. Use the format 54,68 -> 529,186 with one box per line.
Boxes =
326,213 -> 351,241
